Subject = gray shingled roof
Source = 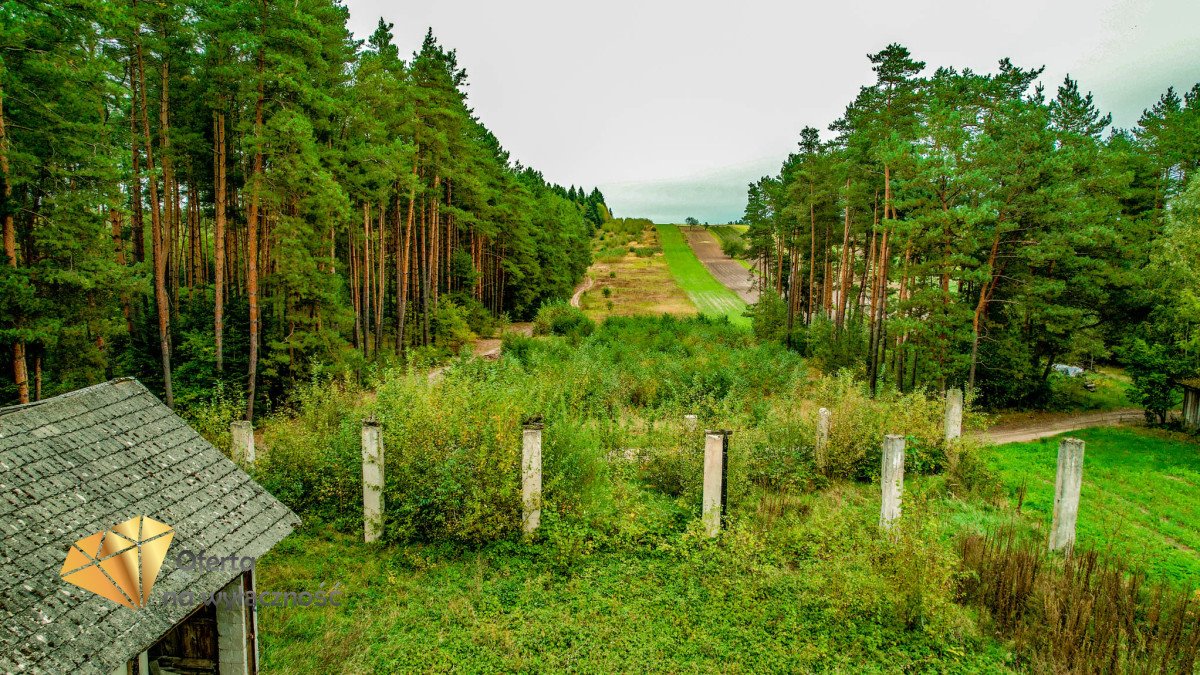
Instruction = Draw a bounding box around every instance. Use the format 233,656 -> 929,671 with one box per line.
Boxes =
0,378 -> 300,674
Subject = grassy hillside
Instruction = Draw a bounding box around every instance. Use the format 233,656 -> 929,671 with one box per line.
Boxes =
656,224 -> 749,327
579,221 -> 696,320
984,427 -> 1200,585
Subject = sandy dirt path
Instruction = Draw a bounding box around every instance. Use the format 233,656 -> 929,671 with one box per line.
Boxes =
427,322 -> 534,382
682,228 -> 759,304
978,408 -> 1144,444
570,276 -> 594,308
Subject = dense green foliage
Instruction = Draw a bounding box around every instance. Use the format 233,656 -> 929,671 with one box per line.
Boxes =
743,44 -> 1200,411
216,317 -> 1197,672
231,316 -> 966,544
0,1 -> 607,413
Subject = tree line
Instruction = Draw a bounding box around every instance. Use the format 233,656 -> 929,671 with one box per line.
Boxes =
744,44 -> 1199,410
0,0 -> 609,416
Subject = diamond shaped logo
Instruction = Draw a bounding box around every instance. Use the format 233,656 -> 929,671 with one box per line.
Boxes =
60,516 -> 174,609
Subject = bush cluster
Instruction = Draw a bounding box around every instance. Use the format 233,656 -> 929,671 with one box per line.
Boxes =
223,315 -> 981,550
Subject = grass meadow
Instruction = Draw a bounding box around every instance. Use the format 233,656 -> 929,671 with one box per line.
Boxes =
655,224 -> 750,327
578,223 -> 696,321
982,427 -> 1200,585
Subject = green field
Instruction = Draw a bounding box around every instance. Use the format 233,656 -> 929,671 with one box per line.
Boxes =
257,503 -> 1006,673
708,225 -> 746,250
655,224 -> 749,327
985,427 -> 1200,584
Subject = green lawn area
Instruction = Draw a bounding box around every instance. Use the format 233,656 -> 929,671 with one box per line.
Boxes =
984,427 -> 1200,585
655,224 -> 749,327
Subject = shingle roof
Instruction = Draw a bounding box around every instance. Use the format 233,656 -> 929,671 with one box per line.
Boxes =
0,378 -> 300,674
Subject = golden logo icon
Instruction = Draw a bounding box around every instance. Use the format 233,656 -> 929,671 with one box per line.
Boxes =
60,515 -> 175,609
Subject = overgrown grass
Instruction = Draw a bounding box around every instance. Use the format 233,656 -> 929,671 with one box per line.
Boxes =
959,531 -> 1200,672
232,317 -> 1200,671
984,427 -> 1200,585
655,224 -> 749,327
1045,366 -> 1133,412
258,486 -> 1010,673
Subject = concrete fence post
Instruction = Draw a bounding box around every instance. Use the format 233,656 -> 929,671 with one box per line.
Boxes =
944,388 -> 964,444
879,434 -> 905,530
215,574 -> 251,674
522,423 -> 543,534
816,407 -> 831,473
361,417 -> 384,543
230,421 -> 255,464
1050,437 -> 1086,553
683,414 -> 699,432
702,430 -> 729,538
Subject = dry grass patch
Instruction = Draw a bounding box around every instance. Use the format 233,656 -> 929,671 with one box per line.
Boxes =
580,227 -> 696,321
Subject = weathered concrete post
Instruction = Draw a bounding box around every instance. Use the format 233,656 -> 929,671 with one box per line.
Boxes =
879,434 -> 905,530
1050,437 -> 1086,553
702,430 -> 729,537
522,423 -> 543,534
816,407 -> 831,473
230,421 -> 255,464
215,575 -> 251,674
361,417 -> 384,543
944,388 -> 964,444
683,414 -> 699,432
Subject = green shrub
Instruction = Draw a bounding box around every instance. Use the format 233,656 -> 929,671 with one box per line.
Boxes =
179,381 -> 245,453
533,301 -> 595,340
253,376 -> 364,527
432,298 -> 474,353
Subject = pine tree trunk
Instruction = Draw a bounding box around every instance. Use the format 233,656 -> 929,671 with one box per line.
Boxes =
397,170 -> 415,354
350,227 -> 361,349
213,111 -> 227,372
0,79 -> 28,403
129,64 -> 145,264
807,197 -> 816,325
110,210 -> 134,336
135,39 -> 173,408
1,137 -> 26,402
245,14 -> 265,421
375,204 -> 384,353
968,231 -> 1004,392
363,202 -> 372,358
837,180 -> 852,329
159,53 -> 180,317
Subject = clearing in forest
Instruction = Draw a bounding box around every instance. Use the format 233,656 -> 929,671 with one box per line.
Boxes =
681,226 -> 759,303
707,225 -> 754,271
984,427 -> 1200,585
577,222 -> 696,321
656,224 -> 750,327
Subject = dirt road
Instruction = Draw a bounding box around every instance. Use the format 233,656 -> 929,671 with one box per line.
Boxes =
979,408 -> 1144,444
428,323 -> 534,382
682,228 -> 759,304
570,276 -> 594,308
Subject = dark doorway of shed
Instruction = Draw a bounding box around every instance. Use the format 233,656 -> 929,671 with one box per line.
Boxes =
147,602 -> 217,674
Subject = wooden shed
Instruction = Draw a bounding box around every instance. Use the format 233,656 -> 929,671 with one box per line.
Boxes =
0,378 -> 300,674
1183,378 -> 1200,428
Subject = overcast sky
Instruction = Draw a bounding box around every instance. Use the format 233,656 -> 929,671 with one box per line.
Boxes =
343,0 -> 1200,223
